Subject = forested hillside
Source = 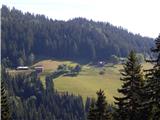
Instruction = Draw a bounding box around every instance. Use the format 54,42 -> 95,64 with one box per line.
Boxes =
1,68 -> 87,120
1,5 -> 154,67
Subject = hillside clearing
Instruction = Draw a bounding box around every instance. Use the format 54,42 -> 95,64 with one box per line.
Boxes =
35,60 -> 153,103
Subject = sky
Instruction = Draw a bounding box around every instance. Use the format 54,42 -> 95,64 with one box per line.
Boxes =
1,0 -> 160,38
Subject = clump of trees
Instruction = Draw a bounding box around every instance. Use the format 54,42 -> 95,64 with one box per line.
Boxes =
110,55 -> 120,64
45,64 -> 82,81
109,53 -> 144,65
57,64 -> 81,77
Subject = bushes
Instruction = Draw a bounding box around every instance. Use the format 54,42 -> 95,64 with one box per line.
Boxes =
57,64 -> 81,77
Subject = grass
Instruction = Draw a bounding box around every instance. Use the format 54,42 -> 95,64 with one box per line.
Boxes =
54,64 -> 122,103
33,60 -> 153,104
36,59 -> 121,102
33,59 -> 64,71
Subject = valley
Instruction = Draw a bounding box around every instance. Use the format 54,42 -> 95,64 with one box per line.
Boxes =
2,5 -> 159,120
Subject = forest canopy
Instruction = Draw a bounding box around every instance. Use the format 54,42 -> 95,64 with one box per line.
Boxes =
1,5 -> 154,67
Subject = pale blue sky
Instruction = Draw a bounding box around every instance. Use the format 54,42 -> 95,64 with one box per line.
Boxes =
1,0 -> 160,38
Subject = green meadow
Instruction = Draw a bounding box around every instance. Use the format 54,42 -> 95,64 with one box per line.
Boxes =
35,60 -> 152,103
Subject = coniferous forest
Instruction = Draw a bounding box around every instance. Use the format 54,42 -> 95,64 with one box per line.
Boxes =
1,5 -> 160,120
1,68 -> 86,120
1,5 -> 154,67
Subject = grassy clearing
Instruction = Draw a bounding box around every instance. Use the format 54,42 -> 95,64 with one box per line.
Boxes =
34,60 -> 153,103
33,59 -> 63,71
54,64 -> 122,103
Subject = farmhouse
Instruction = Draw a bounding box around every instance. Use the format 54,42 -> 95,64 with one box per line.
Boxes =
17,66 -> 29,70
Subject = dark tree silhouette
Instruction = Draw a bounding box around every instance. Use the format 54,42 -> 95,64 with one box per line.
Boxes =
144,35 -> 160,119
88,89 -> 112,120
114,51 -> 144,120
1,80 -> 10,120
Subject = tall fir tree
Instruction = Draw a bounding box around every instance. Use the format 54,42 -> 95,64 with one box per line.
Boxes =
87,99 -> 97,120
87,89 -> 112,120
1,80 -> 10,120
95,89 -> 111,120
1,65 -> 11,120
114,51 -> 144,120
144,35 -> 160,120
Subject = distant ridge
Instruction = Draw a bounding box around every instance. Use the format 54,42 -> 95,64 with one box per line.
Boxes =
1,5 -> 154,67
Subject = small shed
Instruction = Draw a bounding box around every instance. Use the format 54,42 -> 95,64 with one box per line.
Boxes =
34,66 -> 44,73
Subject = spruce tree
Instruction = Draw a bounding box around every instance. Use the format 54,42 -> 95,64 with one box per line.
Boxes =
87,99 -> 96,120
95,89 -> 111,120
114,51 -> 144,120
144,35 -> 160,119
1,80 -> 10,120
87,89 -> 112,120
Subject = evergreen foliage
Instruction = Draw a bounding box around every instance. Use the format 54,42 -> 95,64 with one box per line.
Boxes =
87,99 -> 97,120
1,5 -> 160,120
114,51 -> 145,120
1,80 -> 10,120
1,5 -> 154,67
2,71 -> 86,120
144,35 -> 160,119
87,89 -> 112,120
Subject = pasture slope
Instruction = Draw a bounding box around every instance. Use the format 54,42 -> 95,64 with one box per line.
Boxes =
34,60 -> 153,103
